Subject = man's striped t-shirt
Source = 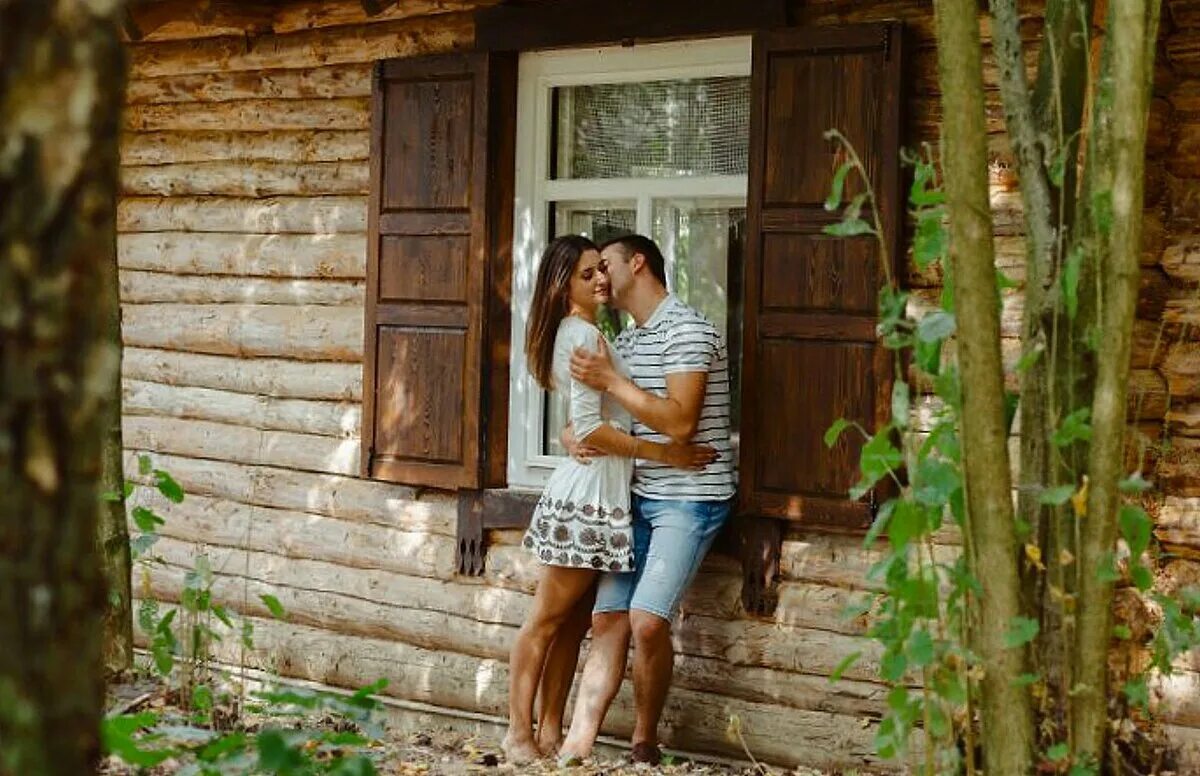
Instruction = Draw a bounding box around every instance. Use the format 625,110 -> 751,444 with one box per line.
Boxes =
613,294 -> 736,501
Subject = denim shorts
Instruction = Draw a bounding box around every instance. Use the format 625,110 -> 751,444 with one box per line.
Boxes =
593,495 -> 733,621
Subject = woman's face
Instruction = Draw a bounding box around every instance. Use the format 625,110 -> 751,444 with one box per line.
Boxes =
566,248 -> 609,315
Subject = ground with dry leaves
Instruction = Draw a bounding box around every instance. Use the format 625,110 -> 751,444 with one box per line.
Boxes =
101,672 -> 831,776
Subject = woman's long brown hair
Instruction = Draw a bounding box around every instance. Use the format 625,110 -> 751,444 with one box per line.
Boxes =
526,235 -> 598,391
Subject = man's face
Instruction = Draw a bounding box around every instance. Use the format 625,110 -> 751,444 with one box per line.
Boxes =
601,245 -> 635,309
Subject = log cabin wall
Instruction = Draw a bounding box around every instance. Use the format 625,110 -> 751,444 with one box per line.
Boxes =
117,0 -> 1200,769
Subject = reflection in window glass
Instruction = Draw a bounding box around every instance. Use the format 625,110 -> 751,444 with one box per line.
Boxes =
653,202 -> 746,433
553,77 -> 751,179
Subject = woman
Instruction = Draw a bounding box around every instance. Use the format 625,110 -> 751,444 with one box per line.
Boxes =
502,235 -> 715,763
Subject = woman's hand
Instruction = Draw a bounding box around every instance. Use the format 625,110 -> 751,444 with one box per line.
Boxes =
662,442 -> 719,471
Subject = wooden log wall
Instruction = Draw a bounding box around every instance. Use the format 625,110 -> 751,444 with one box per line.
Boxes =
117,0 -> 1200,770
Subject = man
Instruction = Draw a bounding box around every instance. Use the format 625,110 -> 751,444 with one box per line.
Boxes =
556,234 -> 735,764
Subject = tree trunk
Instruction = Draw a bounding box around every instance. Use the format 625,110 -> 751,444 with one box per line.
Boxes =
0,1 -> 126,772
933,1 -> 1035,773
100,271 -> 132,675
1072,0 -> 1161,762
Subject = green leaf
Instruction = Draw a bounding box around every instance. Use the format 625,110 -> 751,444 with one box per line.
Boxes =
1046,742 -> 1071,762
1049,147 -> 1067,188
915,337 -> 942,376
138,454 -> 153,476
131,506 -> 165,533
1092,190 -> 1114,235
1132,564 -> 1155,592
1039,485 -> 1076,506
192,684 -> 214,712
1015,345 -> 1043,374
198,732 -> 249,762
130,534 -> 159,559
1113,624 -> 1133,640
1124,677 -> 1150,709
102,714 -> 174,767
256,729 -> 305,771
914,459 -> 960,508
1119,504 -> 1153,559
1012,672 -> 1040,688
881,650 -> 908,683
824,418 -> 852,449
863,499 -> 895,548
153,470 -> 185,504
1004,616 -> 1040,648
260,594 -> 287,620
211,604 -> 234,629
1053,408 -> 1092,447
996,268 -> 1019,291
891,381 -> 910,429
916,311 -> 956,342
1062,244 -> 1084,320
907,629 -> 935,667
829,651 -> 863,682
892,501 -> 926,549
843,192 -> 868,223
1119,472 -> 1153,494
912,210 -> 947,269
825,161 -> 853,211
823,218 -> 874,237
852,429 -> 902,499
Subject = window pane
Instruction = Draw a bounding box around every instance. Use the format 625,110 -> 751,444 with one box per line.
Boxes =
653,201 -> 746,433
553,77 -> 750,180
542,203 -> 636,456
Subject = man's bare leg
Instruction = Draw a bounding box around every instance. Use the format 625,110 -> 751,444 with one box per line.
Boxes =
629,609 -> 674,758
558,611 -> 632,760
535,582 -> 596,754
503,566 -> 597,764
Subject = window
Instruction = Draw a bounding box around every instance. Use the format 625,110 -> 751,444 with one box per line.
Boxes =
507,37 -> 751,488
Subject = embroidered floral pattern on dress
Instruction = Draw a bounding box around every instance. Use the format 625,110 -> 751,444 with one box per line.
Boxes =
522,493 -> 634,573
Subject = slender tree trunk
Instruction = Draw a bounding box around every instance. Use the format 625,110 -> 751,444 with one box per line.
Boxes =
100,276 -> 131,675
0,1 -> 126,772
1072,0 -> 1160,762
934,1 -> 1035,773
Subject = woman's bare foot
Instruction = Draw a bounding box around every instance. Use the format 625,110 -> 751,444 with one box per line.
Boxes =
536,726 -> 563,757
556,732 -> 592,764
501,732 -> 541,765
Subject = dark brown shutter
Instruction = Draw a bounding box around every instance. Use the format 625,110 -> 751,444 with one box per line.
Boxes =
362,53 -> 515,490
738,23 -> 904,529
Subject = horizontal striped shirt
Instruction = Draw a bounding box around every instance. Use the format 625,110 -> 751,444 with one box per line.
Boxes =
614,294 -> 736,501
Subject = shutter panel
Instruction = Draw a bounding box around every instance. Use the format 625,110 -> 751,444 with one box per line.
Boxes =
738,24 -> 904,529
362,53 -> 514,490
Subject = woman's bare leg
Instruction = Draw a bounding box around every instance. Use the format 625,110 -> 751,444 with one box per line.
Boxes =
558,611 -> 633,761
503,566 -> 597,763
535,580 -> 597,753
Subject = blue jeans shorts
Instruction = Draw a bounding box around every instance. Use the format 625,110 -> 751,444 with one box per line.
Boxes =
593,495 -> 733,621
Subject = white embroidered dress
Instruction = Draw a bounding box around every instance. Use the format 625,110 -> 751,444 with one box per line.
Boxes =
523,316 -> 635,572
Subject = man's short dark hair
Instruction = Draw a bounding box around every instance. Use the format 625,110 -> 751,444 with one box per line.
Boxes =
601,234 -> 667,288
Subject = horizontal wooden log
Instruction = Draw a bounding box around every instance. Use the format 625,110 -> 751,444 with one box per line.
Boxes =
124,0 -> 275,42
122,303 -> 362,360
1168,30 -> 1200,78
131,13 -> 472,78
1165,342 -> 1200,398
120,270 -> 364,305
270,0 -> 481,35
1133,318 -> 1170,370
121,160 -> 368,197
123,347 -> 362,401
1157,497 -> 1200,551
123,379 -> 361,438
795,0 -> 1043,47
124,415 -> 360,475
119,232 -> 366,278
124,98 -> 368,132
129,486 -> 453,579
139,538 -> 885,682
1162,235 -> 1200,282
1166,724 -> 1200,772
1170,122 -> 1200,178
121,450 -> 448,533
1158,437 -> 1200,499
126,64 -> 373,104
121,130 -> 369,166
1169,402 -> 1200,437
119,196 -> 366,234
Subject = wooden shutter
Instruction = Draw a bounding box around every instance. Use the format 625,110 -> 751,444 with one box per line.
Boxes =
738,24 -> 904,529
362,53 -> 515,490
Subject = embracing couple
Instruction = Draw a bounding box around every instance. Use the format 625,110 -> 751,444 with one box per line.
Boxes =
503,234 -> 735,766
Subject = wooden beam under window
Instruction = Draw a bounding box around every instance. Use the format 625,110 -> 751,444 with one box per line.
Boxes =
475,0 -> 787,51
360,0 -> 402,16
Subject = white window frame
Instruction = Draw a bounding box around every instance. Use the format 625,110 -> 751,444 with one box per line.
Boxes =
507,36 -> 751,490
